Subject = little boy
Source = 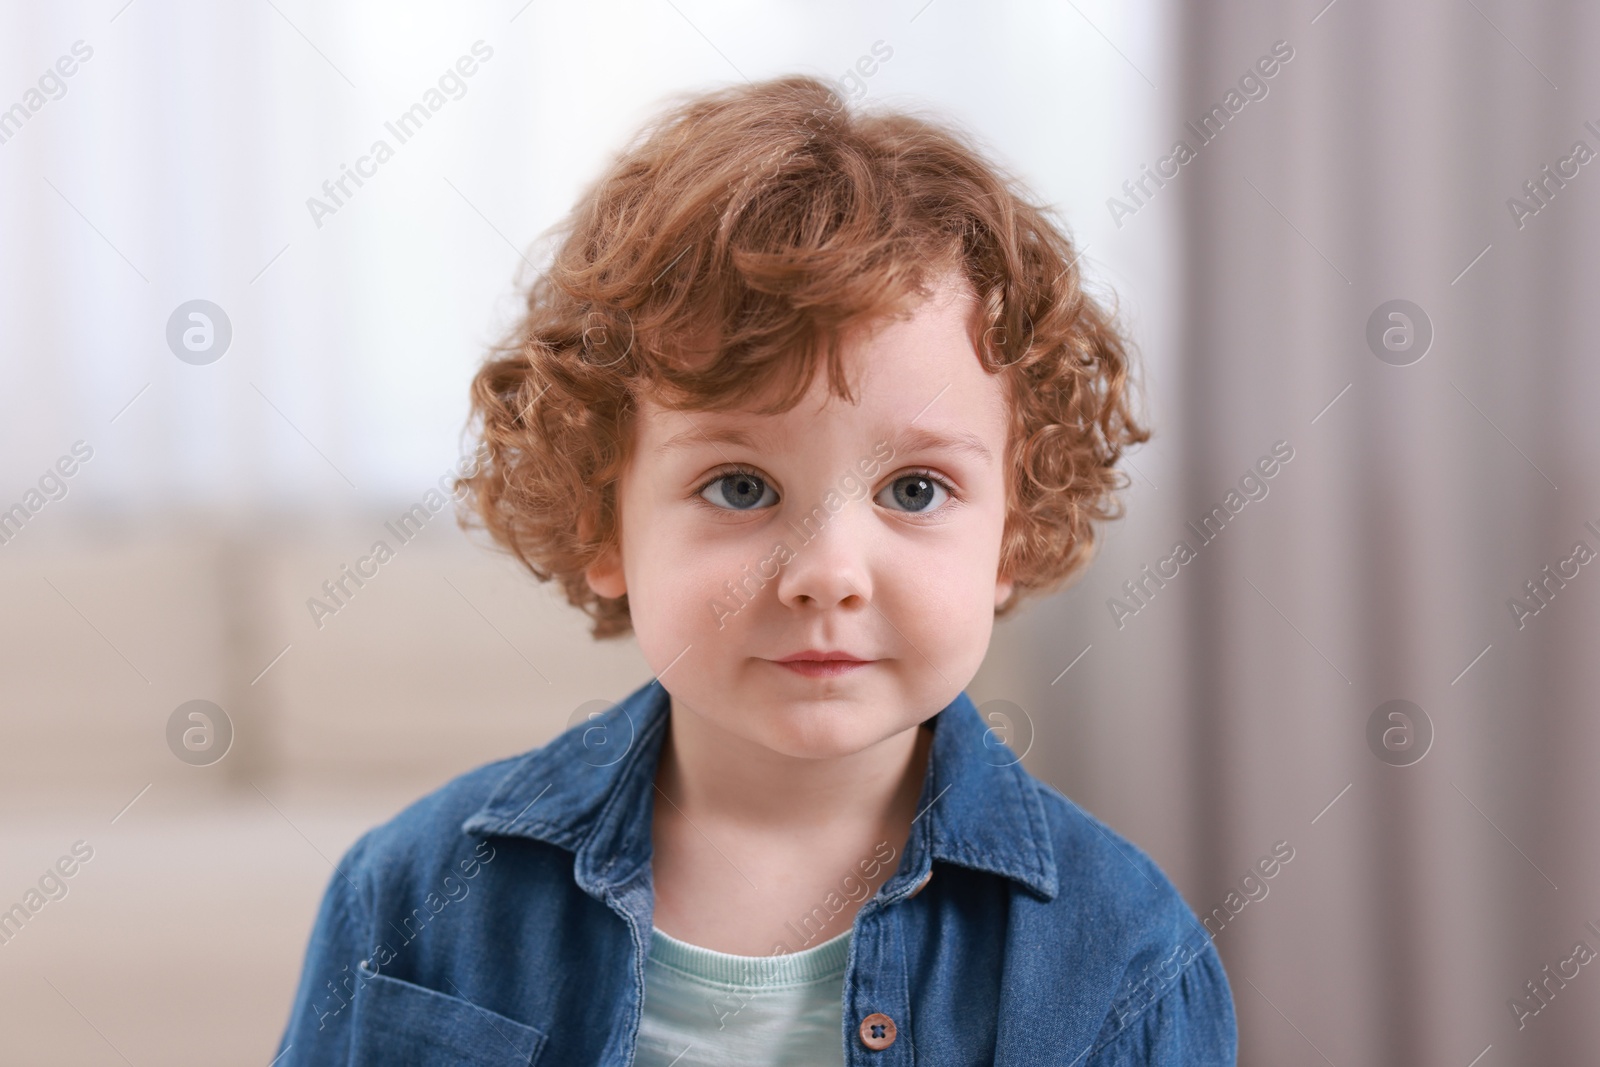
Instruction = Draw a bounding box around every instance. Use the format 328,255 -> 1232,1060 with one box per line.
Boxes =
277,75 -> 1237,1065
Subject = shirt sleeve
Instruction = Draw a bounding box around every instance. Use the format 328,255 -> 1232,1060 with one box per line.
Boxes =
1085,937 -> 1239,1067
273,839 -> 373,1066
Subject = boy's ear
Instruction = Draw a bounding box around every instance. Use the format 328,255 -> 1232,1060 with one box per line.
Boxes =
578,503 -> 626,599
585,544 -> 627,599
994,570 -> 1014,608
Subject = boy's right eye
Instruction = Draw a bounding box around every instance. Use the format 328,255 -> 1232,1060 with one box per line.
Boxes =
699,469 -> 778,511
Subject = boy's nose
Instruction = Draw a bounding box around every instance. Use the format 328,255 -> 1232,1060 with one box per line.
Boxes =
773,498 -> 875,611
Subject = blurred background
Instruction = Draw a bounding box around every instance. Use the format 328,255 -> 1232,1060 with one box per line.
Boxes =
1,0 -> 1595,1063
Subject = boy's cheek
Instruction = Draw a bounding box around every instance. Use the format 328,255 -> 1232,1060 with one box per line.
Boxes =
883,554 -> 989,640
634,543 -> 763,643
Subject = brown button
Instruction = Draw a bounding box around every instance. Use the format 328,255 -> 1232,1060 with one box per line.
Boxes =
858,1012 -> 897,1050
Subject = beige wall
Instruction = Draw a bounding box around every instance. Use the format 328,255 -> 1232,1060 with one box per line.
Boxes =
0,512 -> 660,1064
0,510 -> 1033,1063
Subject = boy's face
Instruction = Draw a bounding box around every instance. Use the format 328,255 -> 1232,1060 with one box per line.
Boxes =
585,276 -> 1014,759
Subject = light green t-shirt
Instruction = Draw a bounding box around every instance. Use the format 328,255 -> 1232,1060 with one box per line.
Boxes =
632,925 -> 852,1066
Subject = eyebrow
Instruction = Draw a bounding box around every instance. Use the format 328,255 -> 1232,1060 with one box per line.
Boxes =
654,424 -> 775,457
893,426 -> 994,465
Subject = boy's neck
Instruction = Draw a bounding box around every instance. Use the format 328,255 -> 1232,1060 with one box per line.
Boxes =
654,696 -> 934,837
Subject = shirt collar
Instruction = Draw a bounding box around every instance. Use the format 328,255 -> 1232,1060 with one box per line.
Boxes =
461,678 -> 1058,902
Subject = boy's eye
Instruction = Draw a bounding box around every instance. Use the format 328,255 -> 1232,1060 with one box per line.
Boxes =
700,470 -> 778,511
875,473 -> 950,513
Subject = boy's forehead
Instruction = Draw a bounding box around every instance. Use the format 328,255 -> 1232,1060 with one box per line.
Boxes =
631,274 -> 1002,456
639,399 -> 860,457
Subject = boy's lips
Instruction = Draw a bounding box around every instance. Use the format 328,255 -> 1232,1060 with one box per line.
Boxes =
768,650 -> 876,678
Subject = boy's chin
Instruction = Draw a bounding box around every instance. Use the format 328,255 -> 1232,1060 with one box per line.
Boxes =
741,701 -> 917,762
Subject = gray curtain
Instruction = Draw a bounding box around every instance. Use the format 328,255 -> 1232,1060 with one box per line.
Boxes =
996,2 -> 1600,1063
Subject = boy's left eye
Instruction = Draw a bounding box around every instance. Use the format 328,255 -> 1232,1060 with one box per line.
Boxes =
700,470 -> 778,511
874,473 -> 951,513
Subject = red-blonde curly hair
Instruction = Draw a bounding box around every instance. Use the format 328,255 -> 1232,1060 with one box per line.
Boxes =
458,74 -> 1148,639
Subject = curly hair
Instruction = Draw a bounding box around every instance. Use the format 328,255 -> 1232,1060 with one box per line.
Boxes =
458,74 -> 1149,639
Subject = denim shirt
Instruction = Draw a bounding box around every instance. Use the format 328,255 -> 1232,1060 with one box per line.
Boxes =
275,680 -> 1237,1065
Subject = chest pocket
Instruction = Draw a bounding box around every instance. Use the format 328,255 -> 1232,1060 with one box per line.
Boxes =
350,970 -> 547,1066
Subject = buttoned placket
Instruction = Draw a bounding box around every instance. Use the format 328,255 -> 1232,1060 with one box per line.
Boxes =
572,699 -> 671,1067
838,755 -> 937,1065
604,870 -> 657,1067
